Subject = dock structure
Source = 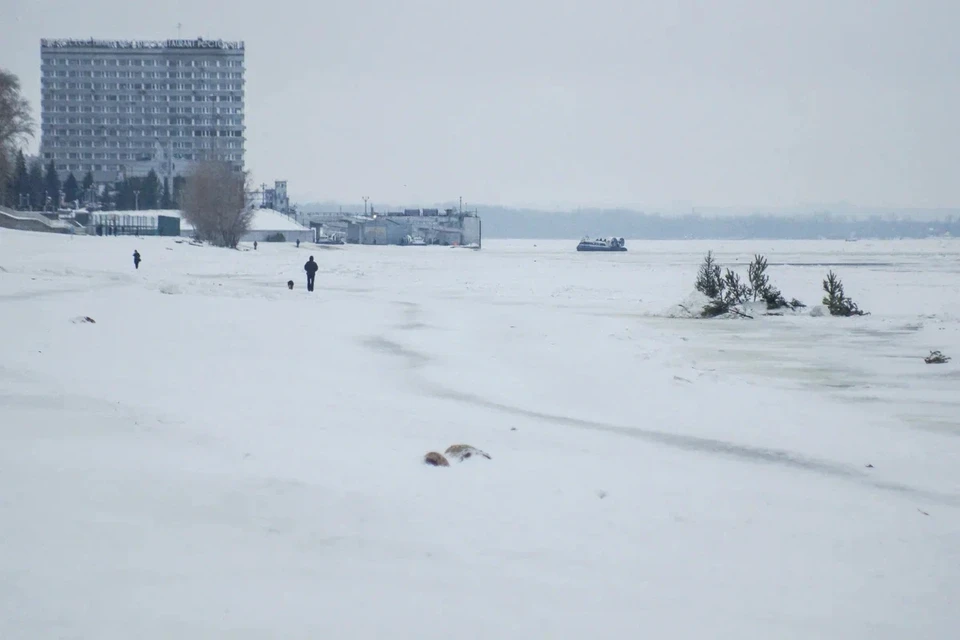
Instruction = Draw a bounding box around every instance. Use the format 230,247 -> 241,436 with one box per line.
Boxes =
304,207 -> 481,247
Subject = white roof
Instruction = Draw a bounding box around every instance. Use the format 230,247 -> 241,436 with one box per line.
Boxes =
246,208 -> 310,231
99,208 -> 308,232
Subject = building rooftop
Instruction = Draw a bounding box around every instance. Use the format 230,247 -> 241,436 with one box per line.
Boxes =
41,38 -> 244,51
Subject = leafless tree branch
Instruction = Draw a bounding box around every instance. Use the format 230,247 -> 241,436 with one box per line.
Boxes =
181,161 -> 252,248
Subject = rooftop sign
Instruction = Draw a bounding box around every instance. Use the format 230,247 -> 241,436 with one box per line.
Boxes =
41,38 -> 244,51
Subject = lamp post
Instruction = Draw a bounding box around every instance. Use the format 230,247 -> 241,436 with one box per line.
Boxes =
134,190 -> 140,211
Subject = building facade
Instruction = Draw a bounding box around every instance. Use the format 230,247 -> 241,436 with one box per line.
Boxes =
304,209 -> 482,247
39,38 -> 245,185
262,180 -> 290,213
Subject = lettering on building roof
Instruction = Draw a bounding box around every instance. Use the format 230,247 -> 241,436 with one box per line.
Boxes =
41,38 -> 244,51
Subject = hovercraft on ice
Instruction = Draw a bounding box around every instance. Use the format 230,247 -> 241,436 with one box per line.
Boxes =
576,236 -> 627,252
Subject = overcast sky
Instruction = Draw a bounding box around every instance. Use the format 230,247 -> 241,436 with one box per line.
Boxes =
2,0 -> 958,210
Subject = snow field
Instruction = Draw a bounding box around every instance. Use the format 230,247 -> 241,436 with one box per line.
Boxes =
1,231 -> 958,639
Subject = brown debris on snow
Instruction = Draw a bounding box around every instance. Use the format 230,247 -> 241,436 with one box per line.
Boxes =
423,452 -> 450,467
924,350 -> 951,364
445,444 -> 492,462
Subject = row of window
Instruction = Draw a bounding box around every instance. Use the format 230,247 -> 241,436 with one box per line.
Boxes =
44,93 -> 243,104
44,83 -> 244,93
56,153 -> 243,171
46,58 -> 243,68
44,82 -> 244,92
53,155 -> 242,174
45,115 -> 244,125
45,105 -> 243,115
48,142 -> 155,151
45,128 -> 244,138
44,144 -> 243,160
58,164 -> 121,172
44,70 -> 243,79
44,139 -> 244,150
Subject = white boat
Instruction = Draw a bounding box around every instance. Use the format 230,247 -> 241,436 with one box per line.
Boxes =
576,236 -> 627,252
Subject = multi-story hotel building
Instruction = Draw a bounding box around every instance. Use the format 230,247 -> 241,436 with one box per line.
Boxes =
39,37 -> 245,184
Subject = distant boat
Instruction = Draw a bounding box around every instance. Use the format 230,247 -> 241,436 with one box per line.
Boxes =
576,236 -> 627,252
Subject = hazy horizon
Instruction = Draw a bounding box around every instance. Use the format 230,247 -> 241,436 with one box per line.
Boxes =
4,0 -> 958,210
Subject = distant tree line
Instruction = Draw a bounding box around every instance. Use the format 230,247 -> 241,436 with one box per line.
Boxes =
98,170 -> 186,211
475,207 -> 960,240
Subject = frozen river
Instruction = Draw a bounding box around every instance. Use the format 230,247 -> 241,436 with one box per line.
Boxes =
1,231 -> 958,639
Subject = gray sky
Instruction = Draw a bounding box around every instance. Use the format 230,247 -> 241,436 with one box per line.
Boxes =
2,0 -> 958,210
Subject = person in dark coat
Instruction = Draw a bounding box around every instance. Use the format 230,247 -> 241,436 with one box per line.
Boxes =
133,250 -> 141,270
304,256 -> 318,291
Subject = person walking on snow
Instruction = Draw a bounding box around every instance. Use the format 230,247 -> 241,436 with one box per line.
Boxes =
133,250 -> 141,270
296,239 -> 300,248
304,256 -> 318,292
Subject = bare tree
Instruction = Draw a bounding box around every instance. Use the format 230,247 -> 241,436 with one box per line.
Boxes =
0,68 -> 35,205
180,160 -> 253,248
0,146 -> 10,206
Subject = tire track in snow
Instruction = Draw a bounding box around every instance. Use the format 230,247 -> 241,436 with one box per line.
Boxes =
357,332 -> 960,508
425,384 -> 960,507
0,278 -> 133,302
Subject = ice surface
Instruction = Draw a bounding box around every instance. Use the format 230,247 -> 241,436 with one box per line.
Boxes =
1,233 -> 958,639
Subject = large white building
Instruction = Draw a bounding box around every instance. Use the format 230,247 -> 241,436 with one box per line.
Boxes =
39,38 -> 245,185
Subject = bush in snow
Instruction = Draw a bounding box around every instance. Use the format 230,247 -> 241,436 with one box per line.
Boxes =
264,232 -> 286,242
695,251 -> 723,300
748,254 -> 805,311
924,350 -> 951,364
694,252 -> 731,316
722,269 -> 751,307
691,252 -> 807,318
822,271 -> 867,316
692,252 -> 753,317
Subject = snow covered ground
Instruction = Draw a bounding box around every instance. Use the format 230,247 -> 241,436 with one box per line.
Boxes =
1,231 -> 958,639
